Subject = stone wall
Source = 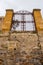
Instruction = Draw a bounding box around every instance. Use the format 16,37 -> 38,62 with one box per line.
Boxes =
0,32 -> 43,51
0,32 -> 43,65
2,9 -> 13,32
0,32 -> 40,53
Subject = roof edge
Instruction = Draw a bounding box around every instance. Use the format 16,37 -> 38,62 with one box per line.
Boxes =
6,9 -> 13,11
33,9 -> 41,11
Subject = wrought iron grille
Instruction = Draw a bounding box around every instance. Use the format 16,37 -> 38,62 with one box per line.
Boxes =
11,10 -> 35,32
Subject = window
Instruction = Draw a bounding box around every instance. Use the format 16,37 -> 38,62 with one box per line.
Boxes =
11,10 -> 35,32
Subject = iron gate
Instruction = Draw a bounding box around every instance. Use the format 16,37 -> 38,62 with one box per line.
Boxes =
11,10 -> 35,32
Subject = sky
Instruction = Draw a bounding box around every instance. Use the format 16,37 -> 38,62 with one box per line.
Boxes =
0,0 -> 43,17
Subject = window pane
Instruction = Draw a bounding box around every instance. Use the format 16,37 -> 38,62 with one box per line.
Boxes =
16,23 -> 21,31
26,23 -> 35,31
13,15 -> 21,21
25,15 -> 34,21
11,23 -> 22,31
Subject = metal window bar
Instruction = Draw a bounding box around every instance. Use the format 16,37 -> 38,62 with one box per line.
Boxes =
11,10 -> 35,32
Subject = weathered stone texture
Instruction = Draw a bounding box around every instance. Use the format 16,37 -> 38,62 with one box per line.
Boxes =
0,32 -> 43,65
0,32 -> 43,51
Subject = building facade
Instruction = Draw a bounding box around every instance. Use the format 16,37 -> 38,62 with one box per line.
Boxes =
0,9 -> 43,65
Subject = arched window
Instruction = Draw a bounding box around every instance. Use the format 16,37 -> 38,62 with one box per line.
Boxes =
11,10 -> 35,32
